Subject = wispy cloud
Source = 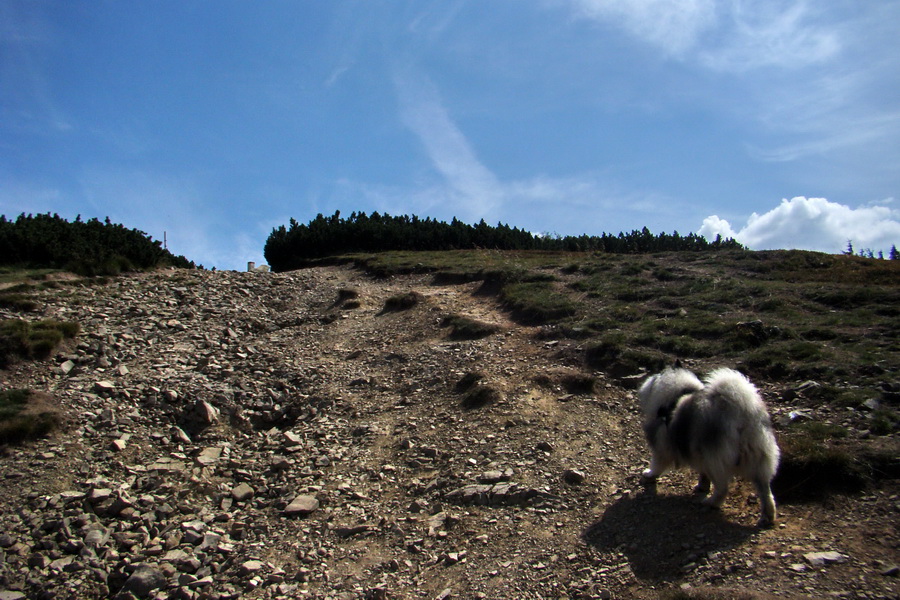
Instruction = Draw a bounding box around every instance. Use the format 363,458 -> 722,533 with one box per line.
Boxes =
699,197 -> 900,254
392,66 -> 505,218
565,1 -> 900,168
385,64 -> 695,232
565,0 -> 839,71
698,1 -> 840,72
569,0 -> 717,57
0,2 -> 72,134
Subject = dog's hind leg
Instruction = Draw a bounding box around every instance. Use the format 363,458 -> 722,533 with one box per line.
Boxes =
754,477 -> 777,527
701,473 -> 732,509
693,474 -> 711,496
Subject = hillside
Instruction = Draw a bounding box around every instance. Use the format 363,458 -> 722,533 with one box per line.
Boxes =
0,251 -> 897,600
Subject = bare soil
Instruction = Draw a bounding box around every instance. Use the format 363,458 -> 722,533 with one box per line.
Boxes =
0,265 -> 897,600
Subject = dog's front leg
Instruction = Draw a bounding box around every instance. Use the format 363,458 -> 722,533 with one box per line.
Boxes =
641,454 -> 671,489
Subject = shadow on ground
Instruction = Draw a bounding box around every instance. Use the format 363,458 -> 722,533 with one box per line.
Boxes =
583,491 -> 757,583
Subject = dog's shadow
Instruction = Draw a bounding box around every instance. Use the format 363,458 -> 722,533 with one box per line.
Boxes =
583,490 -> 757,583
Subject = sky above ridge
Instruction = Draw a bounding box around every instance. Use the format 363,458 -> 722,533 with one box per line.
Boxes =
2,1 -> 900,269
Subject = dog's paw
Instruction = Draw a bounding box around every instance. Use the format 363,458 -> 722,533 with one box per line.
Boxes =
756,516 -> 776,529
700,496 -> 724,509
692,484 -> 710,497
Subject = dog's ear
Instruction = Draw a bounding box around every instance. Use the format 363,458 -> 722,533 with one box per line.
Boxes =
673,358 -> 683,369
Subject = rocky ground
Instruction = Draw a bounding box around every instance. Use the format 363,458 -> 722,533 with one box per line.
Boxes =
0,265 -> 897,600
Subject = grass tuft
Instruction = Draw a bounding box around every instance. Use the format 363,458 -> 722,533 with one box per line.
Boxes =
0,318 -> 80,367
0,293 -> 39,312
455,371 -> 485,393
461,383 -> 501,410
0,389 -> 62,445
499,281 -> 577,324
441,315 -> 500,340
382,291 -> 425,312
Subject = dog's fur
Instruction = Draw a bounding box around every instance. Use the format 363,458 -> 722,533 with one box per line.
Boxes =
638,365 -> 780,526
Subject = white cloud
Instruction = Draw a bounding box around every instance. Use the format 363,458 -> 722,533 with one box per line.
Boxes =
699,197 -> 900,254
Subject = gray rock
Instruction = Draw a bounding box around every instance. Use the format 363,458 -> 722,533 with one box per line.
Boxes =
94,380 -> 116,394
803,551 -> 849,567
563,469 -> 586,485
239,560 -> 266,576
195,447 -> 222,466
195,400 -> 219,425
121,565 -> 166,598
231,483 -> 255,502
83,524 -> 109,549
283,495 -> 319,517
477,470 -> 511,484
171,426 -> 192,444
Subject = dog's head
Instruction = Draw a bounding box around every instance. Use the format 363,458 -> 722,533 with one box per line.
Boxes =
637,366 -> 703,419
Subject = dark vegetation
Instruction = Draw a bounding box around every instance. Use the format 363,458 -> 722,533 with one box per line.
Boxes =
441,315 -> 500,340
381,291 -> 425,313
0,389 -> 61,445
0,319 -> 80,368
0,213 -> 195,276
264,211 -> 742,271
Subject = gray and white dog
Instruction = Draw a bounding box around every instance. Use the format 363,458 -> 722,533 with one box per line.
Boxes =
637,364 -> 780,526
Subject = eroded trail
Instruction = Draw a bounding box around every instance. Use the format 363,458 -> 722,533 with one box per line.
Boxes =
0,265 -> 896,600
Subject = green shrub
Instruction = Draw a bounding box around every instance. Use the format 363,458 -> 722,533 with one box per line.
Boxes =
870,408 -> 898,435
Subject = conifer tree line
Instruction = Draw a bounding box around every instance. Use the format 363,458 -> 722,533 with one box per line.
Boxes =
264,210 -> 744,272
0,213 -> 195,275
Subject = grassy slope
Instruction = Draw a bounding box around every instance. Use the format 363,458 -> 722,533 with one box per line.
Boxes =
347,249 -> 899,389
347,248 -> 900,496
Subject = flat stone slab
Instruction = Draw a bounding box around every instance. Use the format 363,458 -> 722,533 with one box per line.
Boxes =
804,551 -> 849,567
283,494 -> 319,517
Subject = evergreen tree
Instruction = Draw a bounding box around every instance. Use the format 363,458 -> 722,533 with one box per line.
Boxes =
263,210 -> 745,272
0,213 -> 195,274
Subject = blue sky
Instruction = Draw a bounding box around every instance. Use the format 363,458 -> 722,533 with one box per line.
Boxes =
2,1 -> 899,269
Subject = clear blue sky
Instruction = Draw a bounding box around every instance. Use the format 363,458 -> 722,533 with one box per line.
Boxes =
2,1 -> 899,269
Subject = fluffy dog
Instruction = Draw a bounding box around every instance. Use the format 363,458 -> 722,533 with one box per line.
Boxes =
637,365 -> 780,526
